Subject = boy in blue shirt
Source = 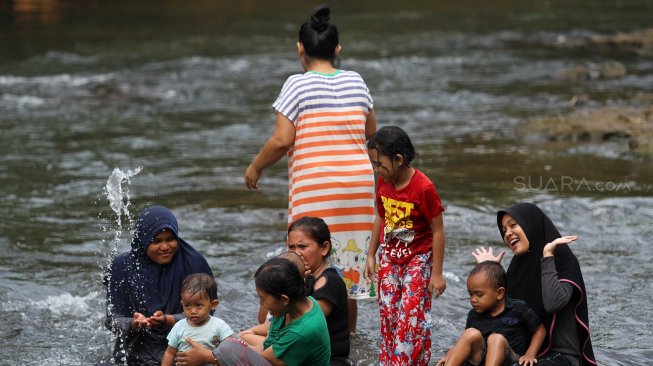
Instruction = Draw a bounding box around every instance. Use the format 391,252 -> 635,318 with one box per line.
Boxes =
162,273 -> 233,366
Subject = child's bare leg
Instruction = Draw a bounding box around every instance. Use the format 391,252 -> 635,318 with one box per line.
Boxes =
445,328 -> 484,366
484,333 -> 508,366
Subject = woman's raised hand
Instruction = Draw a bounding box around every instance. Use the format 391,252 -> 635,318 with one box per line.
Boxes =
472,246 -> 505,264
543,235 -> 579,257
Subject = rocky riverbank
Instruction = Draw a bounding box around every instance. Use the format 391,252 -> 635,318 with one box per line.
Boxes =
524,102 -> 653,157
523,28 -> 653,158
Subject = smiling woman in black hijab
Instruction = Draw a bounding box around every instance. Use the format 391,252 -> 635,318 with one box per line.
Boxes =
473,202 -> 596,366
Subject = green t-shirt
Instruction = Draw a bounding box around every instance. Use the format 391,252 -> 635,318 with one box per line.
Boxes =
263,296 -> 330,366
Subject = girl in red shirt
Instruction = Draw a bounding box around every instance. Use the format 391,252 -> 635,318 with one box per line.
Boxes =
364,126 -> 447,366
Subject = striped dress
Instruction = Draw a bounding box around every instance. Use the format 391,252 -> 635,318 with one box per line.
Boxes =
273,70 -> 376,299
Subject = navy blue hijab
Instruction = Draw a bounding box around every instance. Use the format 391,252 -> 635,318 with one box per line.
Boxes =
106,205 -> 213,317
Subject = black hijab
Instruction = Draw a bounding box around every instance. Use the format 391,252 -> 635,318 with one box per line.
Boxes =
497,202 -> 595,365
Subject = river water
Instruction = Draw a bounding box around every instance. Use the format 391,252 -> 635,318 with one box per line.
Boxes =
1,0 -> 652,364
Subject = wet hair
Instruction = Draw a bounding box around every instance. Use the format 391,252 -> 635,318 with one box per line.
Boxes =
367,125 -> 416,168
181,273 -> 218,302
288,216 -> 332,259
255,257 -> 313,301
298,5 -> 339,64
469,261 -> 506,290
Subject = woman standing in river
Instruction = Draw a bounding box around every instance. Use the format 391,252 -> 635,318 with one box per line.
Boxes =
244,5 -> 377,332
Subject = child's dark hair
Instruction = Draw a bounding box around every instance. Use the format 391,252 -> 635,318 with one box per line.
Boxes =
469,261 -> 506,290
181,273 -> 218,303
288,216 -> 332,259
299,5 -> 339,64
367,126 -> 416,168
255,257 -> 313,301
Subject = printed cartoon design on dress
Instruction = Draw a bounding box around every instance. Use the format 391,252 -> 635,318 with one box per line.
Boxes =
333,235 -> 375,298
338,239 -> 362,293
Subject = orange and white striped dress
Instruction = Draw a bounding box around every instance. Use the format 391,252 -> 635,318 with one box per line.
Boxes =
273,69 -> 376,299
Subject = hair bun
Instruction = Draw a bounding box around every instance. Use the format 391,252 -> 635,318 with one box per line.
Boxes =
310,5 -> 330,32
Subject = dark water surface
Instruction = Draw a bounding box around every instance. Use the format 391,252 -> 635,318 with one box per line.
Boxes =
1,0 -> 652,364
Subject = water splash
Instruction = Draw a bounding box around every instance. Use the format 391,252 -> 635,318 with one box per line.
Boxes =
105,166 -> 142,228
101,167 -> 142,361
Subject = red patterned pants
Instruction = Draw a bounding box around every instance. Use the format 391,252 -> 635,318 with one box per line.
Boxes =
377,252 -> 433,366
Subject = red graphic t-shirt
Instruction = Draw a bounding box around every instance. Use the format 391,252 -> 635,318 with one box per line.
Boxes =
376,169 -> 444,265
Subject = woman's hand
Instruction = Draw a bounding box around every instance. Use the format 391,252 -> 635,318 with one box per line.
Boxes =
543,235 -> 578,257
518,353 -> 538,366
147,310 -> 170,329
175,337 -> 215,366
294,253 -> 312,278
472,246 -> 504,264
245,163 -> 262,190
244,113 -> 295,191
364,254 -> 377,284
130,312 -> 148,331
436,348 -> 452,366
429,273 -> 446,298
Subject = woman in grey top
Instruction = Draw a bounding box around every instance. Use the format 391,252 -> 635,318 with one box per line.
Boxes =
473,202 -> 596,366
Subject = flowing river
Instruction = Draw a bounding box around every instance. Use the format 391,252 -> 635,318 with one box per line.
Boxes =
1,0 -> 652,364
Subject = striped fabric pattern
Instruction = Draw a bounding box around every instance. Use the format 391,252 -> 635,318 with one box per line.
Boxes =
273,70 -> 376,299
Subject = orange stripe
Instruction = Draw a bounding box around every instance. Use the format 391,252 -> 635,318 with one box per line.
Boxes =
293,149 -> 368,162
296,128 -> 365,140
292,192 -> 374,207
291,169 -> 372,185
286,216 -> 373,233
296,110 -> 367,123
292,181 -> 375,195
294,138 -> 365,151
297,206 -> 375,219
292,159 -> 372,170
328,222 -> 374,233
297,118 -> 367,129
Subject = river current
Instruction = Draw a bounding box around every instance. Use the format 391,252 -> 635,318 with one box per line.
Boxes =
1,1 -> 652,364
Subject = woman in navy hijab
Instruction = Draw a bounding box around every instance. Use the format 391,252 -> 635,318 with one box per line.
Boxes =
100,205 -> 213,366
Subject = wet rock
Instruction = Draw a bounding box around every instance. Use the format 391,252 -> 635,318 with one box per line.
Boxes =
555,28 -> 653,55
524,106 -> 653,156
598,61 -> 627,79
556,61 -> 626,81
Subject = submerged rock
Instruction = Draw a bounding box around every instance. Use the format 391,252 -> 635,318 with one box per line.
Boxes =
555,28 -> 653,55
524,105 -> 653,156
556,61 -> 627,81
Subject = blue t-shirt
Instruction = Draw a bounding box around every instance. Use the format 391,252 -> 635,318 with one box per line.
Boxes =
167,316 -> 233,352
